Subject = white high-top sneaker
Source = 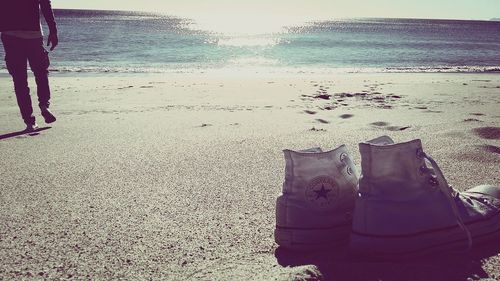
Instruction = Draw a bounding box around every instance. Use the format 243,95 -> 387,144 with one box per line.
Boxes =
275,146 -> 359,250
351,136 -> 500,257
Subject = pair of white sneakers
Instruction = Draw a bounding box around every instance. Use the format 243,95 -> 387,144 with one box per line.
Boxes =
275,136 -> 500,257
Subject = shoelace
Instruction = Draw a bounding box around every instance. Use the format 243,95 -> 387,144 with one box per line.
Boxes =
423,152 -> 473,250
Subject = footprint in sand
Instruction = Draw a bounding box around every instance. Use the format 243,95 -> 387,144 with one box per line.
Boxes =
304,110 -> 317,115
339,114 -> 354,119
371,121 -> 389,127
473,127 -> 500,140
310,127 -> 326,132
470,113 -> 485,116
387,94 -> 402,99
453,145 -> 500,163
370,121 -> 411,131
316,119 -> 330,124
479,145 -> 500,154
323,106 -> 336,111
314,94 -> 331,100
463,118 -> 483,122
387,126 -> 411,131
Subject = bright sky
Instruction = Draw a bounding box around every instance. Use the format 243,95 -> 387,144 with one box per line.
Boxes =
52,0 -> 500,34
52,0 -> 499,20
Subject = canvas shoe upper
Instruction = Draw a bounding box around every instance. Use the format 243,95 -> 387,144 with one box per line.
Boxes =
25,122 -> 39,132
350,136 -> 500,257
40,106 -> 56,124
275,145 -> 359,250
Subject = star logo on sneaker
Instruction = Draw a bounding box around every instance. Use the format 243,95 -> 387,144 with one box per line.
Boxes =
305,176 -> 338,208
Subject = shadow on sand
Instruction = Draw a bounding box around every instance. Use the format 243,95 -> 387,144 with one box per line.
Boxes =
0,127 -> 51,141
275,239 -> 500,281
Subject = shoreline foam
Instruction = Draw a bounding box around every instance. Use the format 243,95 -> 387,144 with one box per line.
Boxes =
2,65 -> 500,76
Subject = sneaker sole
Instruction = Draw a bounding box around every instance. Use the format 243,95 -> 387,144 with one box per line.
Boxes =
275,224 -> 351,251
350,211 -> 500,259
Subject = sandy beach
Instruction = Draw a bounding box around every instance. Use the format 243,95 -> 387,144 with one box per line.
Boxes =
0,72 -> 499,280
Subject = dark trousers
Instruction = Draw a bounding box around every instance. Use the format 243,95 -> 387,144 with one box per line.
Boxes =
1,33 -> 51,125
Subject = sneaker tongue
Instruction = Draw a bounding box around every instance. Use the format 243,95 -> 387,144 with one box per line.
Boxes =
366,135 -> 395,146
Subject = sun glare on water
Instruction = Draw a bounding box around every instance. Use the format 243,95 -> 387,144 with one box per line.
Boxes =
217,36 -> 279,47
189,13 -> 303,36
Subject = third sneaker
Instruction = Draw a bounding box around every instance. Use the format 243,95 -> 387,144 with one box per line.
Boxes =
350,136 -> 500,257
275,145 -> 359,251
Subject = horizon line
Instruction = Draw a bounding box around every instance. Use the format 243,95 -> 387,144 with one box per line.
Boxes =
52,8 -> 498,22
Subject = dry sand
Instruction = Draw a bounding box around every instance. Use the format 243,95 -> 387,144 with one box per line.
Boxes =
0,72 -> 499,280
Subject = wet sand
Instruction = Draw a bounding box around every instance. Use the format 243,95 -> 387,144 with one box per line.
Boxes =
0,72 -> 499,280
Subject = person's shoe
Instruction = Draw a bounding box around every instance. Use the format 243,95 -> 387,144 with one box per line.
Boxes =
25,122 -> 39,132
40,107 -> 56,124
275,145 -> 359,251
350,136 -> 500,258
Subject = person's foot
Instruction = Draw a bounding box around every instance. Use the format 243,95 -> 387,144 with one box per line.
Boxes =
25,122 -> 39,132
40,107 -> 56,124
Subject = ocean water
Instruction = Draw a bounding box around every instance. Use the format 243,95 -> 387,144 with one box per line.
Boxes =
1,9 -> 500,74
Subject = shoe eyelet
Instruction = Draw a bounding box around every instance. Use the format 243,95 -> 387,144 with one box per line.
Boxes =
340,152 -> 348,162
481,198 -> 491,206
346,166 -> 353,175
416,148 -> 424,159
419,165 -> 427,175
428,176 -> 439,187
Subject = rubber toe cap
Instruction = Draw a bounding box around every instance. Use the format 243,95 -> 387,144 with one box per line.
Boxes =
467,185 -> 500,200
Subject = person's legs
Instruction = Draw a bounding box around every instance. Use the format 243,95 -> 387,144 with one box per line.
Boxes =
27,37 -> 56,123
1,34 -> 35,125
27,38 -> 51,108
